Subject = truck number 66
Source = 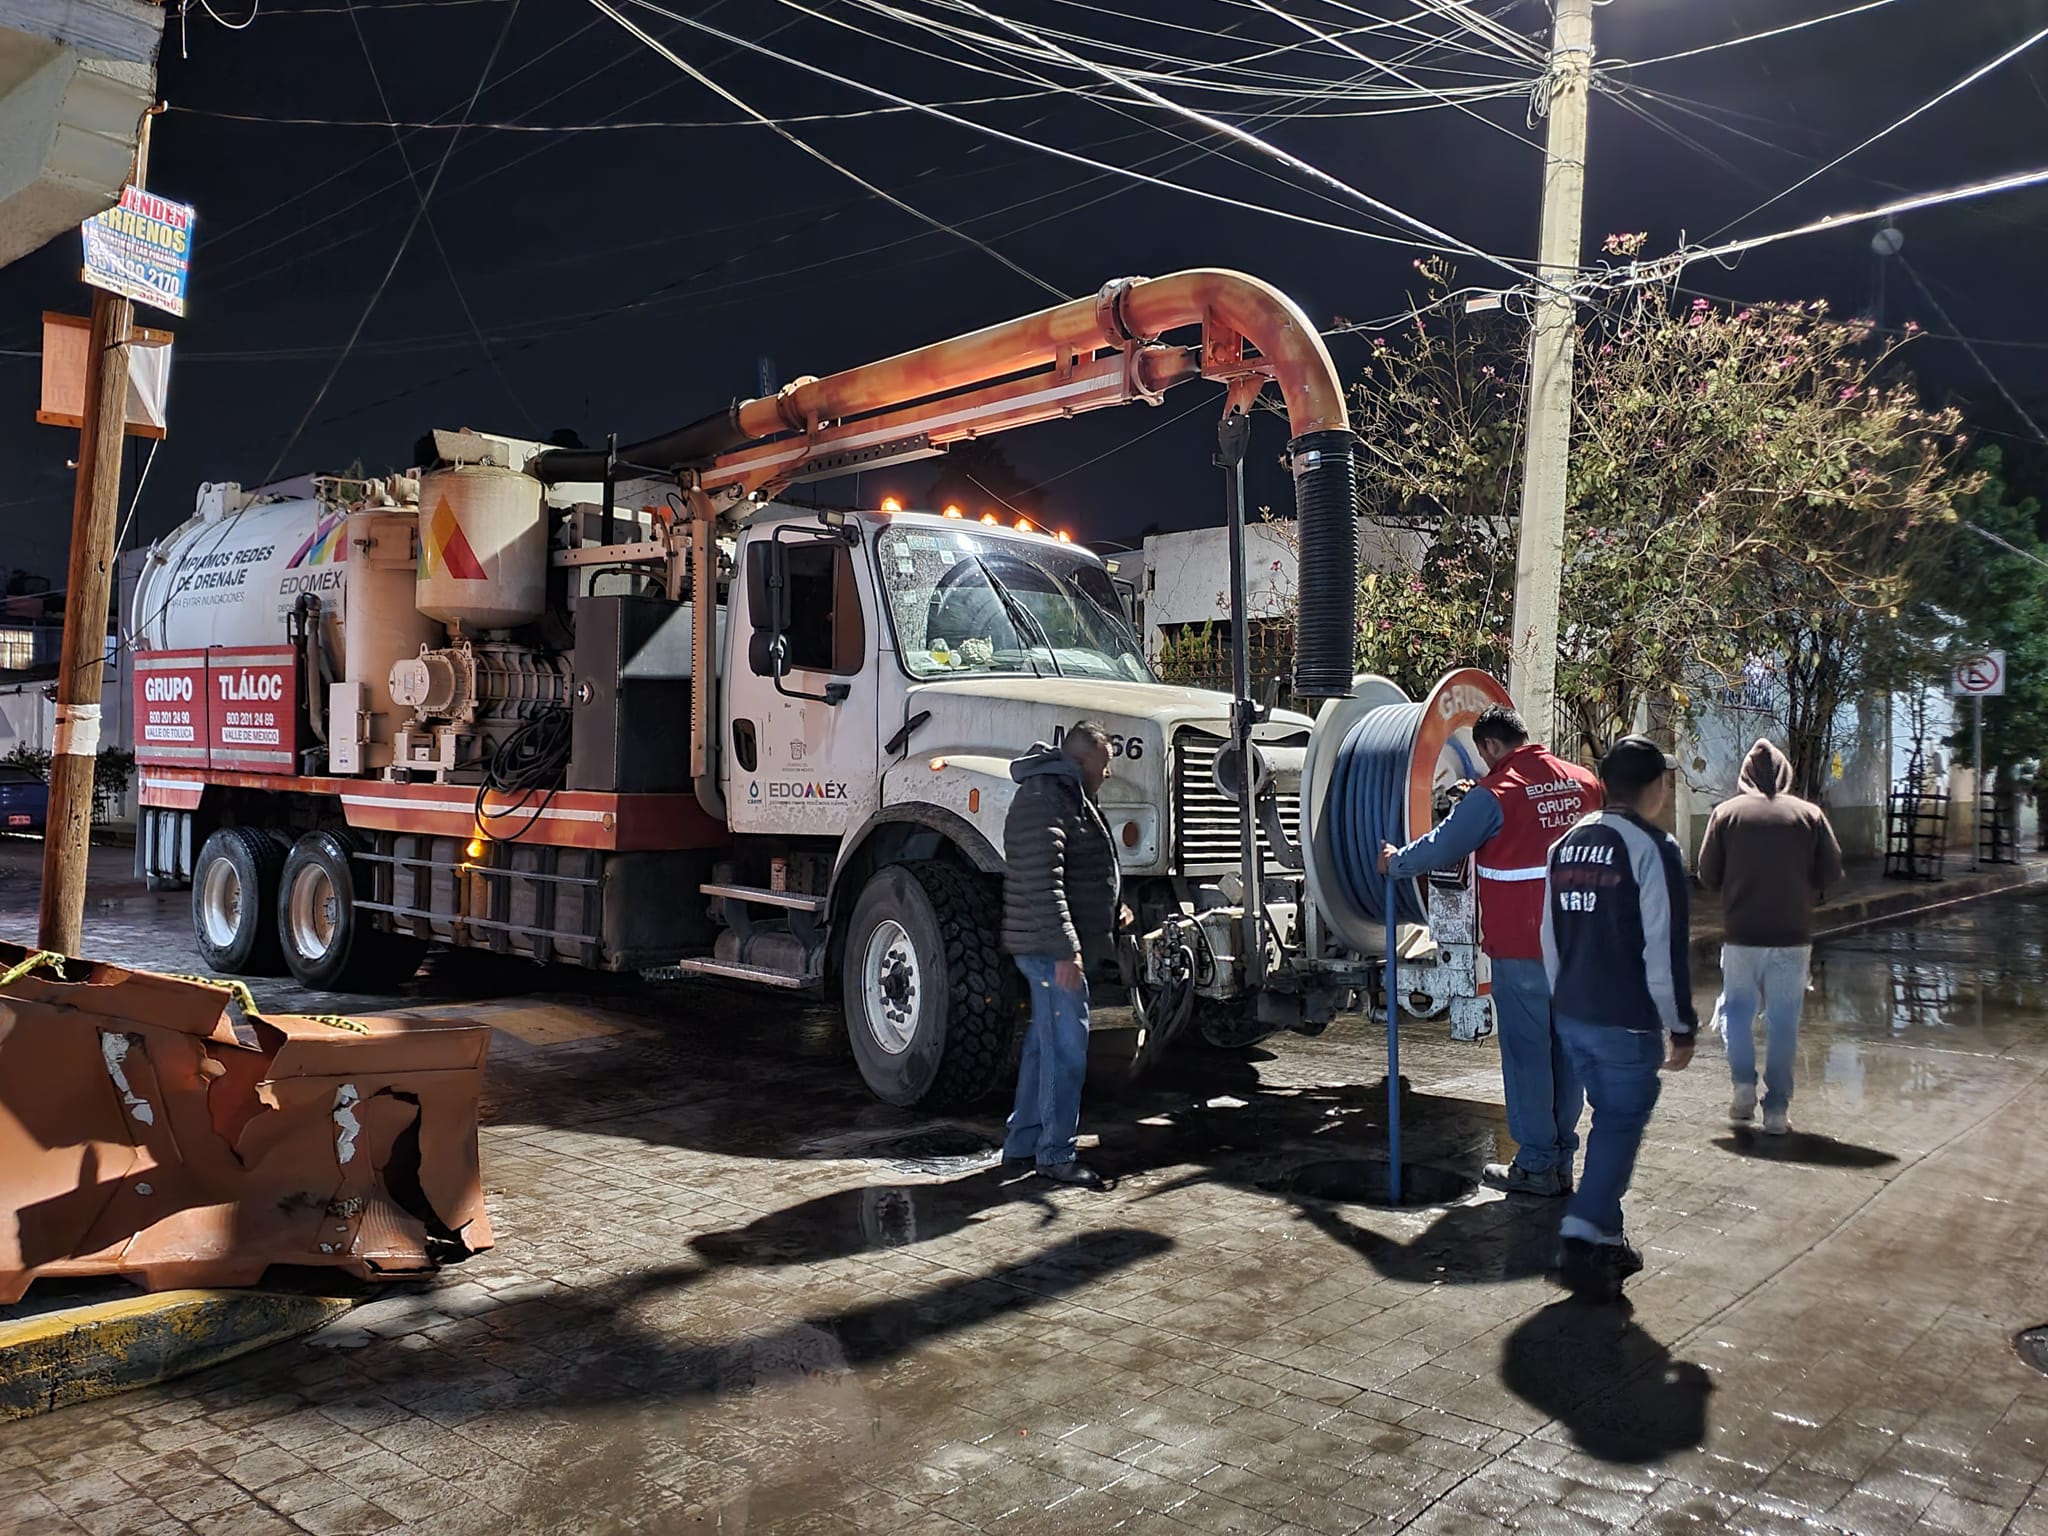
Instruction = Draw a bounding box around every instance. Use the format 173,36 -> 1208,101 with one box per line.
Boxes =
1051,725 -> 1144,761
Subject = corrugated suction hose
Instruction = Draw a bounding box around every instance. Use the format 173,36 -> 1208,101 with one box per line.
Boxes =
1289,429 -> 1360,700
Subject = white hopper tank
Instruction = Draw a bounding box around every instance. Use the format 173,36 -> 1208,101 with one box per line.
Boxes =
415,463 -> 546,632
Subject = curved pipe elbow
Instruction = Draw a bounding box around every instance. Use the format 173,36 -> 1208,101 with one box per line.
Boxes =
1115,269 -> 1349,438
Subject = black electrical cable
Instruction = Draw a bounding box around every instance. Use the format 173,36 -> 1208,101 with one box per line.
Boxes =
474,706 -> 572,843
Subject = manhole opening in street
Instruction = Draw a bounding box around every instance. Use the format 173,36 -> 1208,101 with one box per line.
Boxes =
1280,1158 -> 1477,1209
867,1126 -> 997,1162
2016,1327 -> 2048,1376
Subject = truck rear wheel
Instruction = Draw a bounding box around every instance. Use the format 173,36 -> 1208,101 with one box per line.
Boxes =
192,826 -> 288,975
278,830 -> 426,991
842,861 -> 1017,1108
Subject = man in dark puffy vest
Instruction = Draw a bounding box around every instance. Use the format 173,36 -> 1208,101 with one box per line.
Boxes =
1379,704 -> 1601,1196
1001,723 -> 1120,1189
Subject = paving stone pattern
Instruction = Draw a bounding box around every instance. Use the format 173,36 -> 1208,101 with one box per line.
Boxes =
3,851 -> 2047,1534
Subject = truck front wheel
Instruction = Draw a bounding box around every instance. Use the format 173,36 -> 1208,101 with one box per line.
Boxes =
192,826 -> 288,975
278,830 -> 426,991
842,862 -> 1018,1108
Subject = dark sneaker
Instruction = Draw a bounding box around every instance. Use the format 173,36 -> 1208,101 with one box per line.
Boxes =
1482,1160 -> 1570,1197
1556,1237 -> 1644,1302
1037,1160 -> 1112,1190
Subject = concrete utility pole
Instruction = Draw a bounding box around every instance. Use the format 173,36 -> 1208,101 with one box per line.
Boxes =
38,113 -> 154,956
1507,0 -> 1594,743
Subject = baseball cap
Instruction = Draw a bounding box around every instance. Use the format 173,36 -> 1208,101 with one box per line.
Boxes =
1599,734 -> 1677,792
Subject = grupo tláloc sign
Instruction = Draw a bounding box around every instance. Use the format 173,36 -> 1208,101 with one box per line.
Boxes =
133,646 -> 299,774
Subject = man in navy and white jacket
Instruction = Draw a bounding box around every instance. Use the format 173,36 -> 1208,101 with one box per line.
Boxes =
1541,735 -> 1697,1302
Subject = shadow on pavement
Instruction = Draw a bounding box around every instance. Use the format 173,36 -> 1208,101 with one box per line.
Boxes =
1500,1299 -> 1712,1465
1711,1130 -> 1899,1169
1294,1194 -> 1560,1285
553,1228 -> 1175,1408
688,1167 -> 1055,1267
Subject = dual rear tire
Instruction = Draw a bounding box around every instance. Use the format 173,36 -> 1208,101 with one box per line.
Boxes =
191,826 -> 424,990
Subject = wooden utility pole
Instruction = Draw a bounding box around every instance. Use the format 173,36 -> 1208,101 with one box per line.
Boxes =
1507,0 -> 1594,742
38,111 -> 157,955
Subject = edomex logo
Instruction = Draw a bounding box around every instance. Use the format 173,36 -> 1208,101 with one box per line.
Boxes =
422,497 -> 488,580
285,514 -> 348,569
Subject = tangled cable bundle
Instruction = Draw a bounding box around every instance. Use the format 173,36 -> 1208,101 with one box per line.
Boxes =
474,707 -> 574,843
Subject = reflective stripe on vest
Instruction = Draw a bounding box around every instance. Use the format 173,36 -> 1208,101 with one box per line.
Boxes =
1476,865 -> 1548,882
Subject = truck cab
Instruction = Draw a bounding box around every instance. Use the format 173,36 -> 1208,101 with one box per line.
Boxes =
700,504 -> 1314,1104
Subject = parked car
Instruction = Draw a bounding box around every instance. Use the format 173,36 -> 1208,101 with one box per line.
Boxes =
0,764 -> 48,833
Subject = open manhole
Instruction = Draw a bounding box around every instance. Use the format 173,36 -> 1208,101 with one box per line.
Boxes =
798,1123 -> 999,1175
2017,1327 -> 2048,1376
1273,1158 -> 1478,1209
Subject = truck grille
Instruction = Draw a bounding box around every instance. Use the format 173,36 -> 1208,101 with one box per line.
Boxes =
1173,731 -> 1304,875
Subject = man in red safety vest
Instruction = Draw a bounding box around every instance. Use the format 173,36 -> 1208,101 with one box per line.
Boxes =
1379,704 -> 1603,1196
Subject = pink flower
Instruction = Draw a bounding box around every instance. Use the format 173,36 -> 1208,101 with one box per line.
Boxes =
1691,297 -> 1710,311
1839,386 -> 1858,401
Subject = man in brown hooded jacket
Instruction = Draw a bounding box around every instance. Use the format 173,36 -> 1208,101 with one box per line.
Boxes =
1698,740 -> 1844,1134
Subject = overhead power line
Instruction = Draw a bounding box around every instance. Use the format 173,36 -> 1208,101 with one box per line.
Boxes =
1237,0 -> 1541,151
1710,19 -> 2048,238
344,0 -> 536,431
1895,255 -> 2048,448
583,0 -> 1066,301
1602,163 -> 2048,293
616,0 -> 1541,263
913,0 -> 1547,285
1607,0 -> 1912,71
258,0 -> 525,489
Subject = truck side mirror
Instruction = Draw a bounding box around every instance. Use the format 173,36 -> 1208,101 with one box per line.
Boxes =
746,543 -> 789,679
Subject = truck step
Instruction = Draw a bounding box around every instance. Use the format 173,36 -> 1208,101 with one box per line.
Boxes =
660,957 -> 818,989
700,882 -> 827,914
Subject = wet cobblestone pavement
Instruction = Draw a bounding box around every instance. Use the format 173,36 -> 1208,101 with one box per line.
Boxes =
4,843 -> 2048,1534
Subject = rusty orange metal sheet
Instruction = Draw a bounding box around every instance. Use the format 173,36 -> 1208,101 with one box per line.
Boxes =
0,942 -> 493,1303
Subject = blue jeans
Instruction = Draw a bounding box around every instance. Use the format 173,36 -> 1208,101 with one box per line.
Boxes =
1721,944 -> 1810,1114
1005,956 -> 1090,1168
1555,1018 -> 1664,1244
1490,958 -> 1584,1176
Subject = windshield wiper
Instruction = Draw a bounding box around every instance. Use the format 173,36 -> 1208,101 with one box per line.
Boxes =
971,556 -> 1064,678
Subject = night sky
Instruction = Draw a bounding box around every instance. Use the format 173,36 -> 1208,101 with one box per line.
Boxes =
3,0 -> 2045,587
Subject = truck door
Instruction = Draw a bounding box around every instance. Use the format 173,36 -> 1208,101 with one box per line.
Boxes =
724,523 -> 878,838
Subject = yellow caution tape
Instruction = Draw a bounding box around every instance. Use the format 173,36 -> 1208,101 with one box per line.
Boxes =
0,950 -> 67,988
161,974 -> 368,1035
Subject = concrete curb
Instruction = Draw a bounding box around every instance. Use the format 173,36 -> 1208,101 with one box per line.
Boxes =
1690,860 -> 2047,964
0,1289 -> 352,1422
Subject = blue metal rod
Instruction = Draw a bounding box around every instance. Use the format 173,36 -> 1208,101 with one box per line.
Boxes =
1384,870 -> 1402,1205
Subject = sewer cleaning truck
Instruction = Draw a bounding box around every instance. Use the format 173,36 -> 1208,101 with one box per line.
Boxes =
130,270 -> 1505,1106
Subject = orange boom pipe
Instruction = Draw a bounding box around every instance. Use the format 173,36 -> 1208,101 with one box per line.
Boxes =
532,270 -> 1360,696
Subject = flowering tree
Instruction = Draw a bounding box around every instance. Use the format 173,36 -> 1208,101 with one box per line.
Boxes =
1346,254 -> 1968,783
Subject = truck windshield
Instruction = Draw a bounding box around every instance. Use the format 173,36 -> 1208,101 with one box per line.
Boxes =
876,526 -> 1152,683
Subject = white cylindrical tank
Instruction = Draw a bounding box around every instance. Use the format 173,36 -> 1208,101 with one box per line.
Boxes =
416,464 -> 546,631
130,487 -> 349,659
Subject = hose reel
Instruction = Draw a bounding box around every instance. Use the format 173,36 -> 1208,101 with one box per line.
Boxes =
1299,668 -> 1515,956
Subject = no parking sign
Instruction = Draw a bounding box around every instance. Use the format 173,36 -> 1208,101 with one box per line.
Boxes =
1952,652 -> 2007,697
